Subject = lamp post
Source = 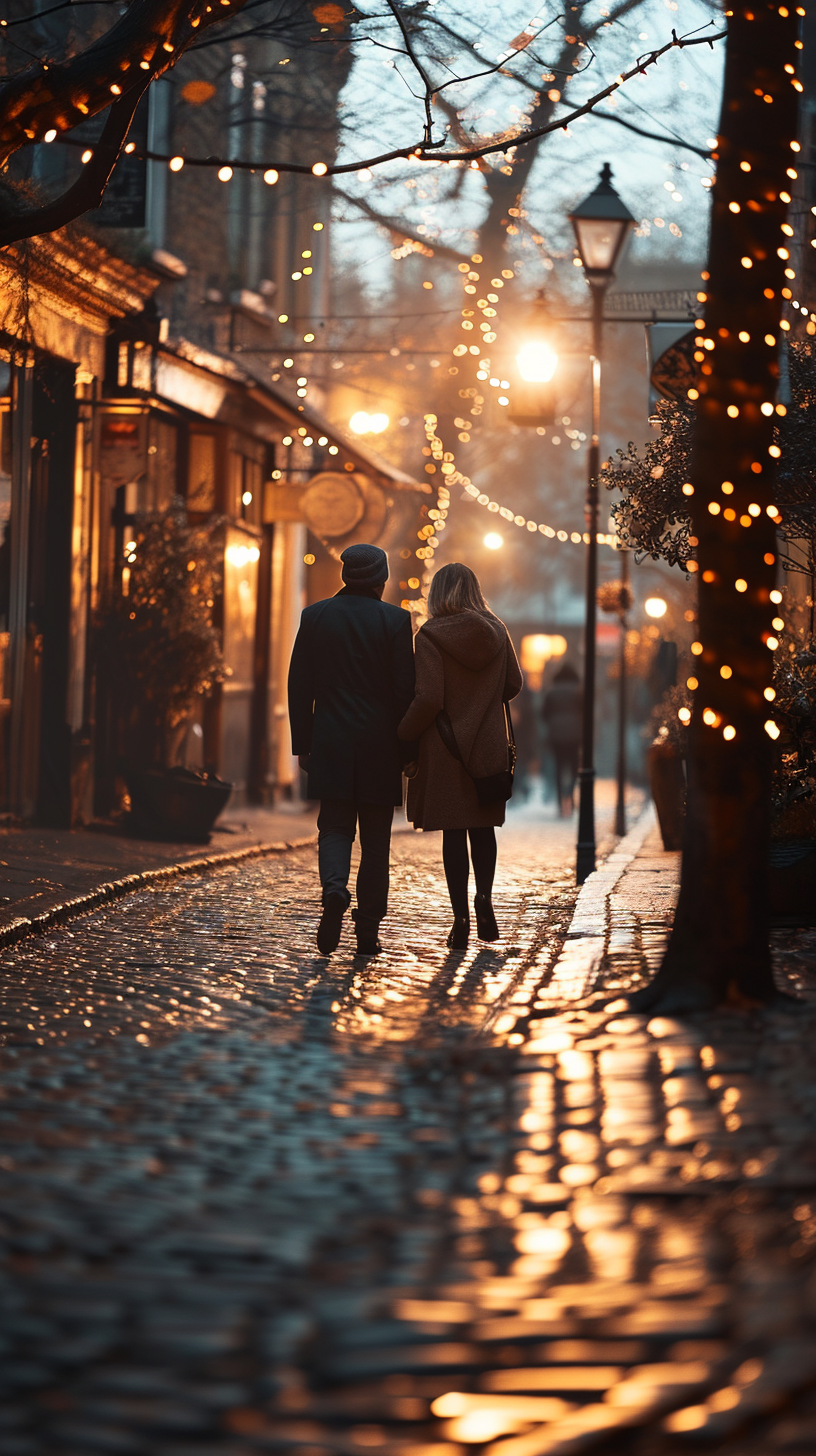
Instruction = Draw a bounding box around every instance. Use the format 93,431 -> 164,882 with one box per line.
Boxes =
569,163 -> 635,884
614,548 -> 630,839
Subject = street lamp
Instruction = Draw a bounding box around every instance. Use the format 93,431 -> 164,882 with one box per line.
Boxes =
569,162 -> 635,884
349,411 -> 389,435
644,596 -> 668,619
511,294 -> 559,427
516,340 -> 559,384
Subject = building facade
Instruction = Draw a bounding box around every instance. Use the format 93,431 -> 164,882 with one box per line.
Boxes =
0,227 -> 426,828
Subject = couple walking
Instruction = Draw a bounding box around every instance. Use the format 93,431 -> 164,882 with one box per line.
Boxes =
288,542 -> 522,956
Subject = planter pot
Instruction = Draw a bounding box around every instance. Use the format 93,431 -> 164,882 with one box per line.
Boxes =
648,741 -> 685,851
126,766 -> 233,843
769,838 -> 816,924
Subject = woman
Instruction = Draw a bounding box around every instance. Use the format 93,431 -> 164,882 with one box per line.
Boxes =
398,563 -> 522,948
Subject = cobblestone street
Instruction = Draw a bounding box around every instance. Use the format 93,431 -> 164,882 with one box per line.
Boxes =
2,800 -> 816,1456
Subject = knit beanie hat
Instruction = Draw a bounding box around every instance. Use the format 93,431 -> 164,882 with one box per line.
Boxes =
340,543 -> 389,585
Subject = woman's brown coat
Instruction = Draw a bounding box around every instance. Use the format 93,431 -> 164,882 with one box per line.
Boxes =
398,610 -> 523,830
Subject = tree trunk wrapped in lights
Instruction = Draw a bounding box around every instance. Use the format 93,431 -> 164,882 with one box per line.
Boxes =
631,0 -> 800,1013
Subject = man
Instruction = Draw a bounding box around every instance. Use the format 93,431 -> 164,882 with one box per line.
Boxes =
288,543 -> 415,956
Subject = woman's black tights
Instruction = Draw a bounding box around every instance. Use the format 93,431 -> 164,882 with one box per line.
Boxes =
442,827 -> 497,917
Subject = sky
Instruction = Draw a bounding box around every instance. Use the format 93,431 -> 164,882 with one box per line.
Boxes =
330,0 -> 725,300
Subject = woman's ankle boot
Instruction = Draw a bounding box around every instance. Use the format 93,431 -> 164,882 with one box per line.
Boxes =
446,915 -> 470,949
474,893 -> 499,942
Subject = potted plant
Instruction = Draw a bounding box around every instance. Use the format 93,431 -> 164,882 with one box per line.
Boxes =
100,497 -> 231,841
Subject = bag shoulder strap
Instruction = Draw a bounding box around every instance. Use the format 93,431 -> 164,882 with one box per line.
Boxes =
437,701 -> 515,769
435,708 -> 465,765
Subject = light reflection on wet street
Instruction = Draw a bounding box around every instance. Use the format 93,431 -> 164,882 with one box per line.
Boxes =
2,804 -> 816,1455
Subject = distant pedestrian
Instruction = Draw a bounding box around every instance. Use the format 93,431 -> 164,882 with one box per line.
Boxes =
542,663 -> 582,817
288,544 -> 415,957
509,684 -> 538,802
398,563 -> 522,949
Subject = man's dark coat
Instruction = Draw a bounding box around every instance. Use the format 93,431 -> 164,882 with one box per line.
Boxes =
288,587 -> 416,806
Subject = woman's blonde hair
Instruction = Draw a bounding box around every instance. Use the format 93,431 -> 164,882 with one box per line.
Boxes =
428,562 -> 492,618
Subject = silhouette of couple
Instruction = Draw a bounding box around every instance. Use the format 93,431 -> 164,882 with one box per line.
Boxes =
288,543 -> 521,956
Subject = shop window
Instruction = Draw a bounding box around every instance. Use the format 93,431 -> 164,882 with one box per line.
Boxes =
132,342 -> 152,392
147,415 -> 177,509
99,413 -> 146,513
228,436 -> 265,524
241,456 -> 263,526
188,431 -> 217,513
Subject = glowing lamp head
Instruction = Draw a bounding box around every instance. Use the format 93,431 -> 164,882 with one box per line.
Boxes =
484,532 -> 504,550
349,410 -> 389,435
644,596 -> 668,619
516,340 -> 558,383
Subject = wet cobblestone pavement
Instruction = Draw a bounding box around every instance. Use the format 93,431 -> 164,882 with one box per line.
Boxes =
2,805 -> 816,1456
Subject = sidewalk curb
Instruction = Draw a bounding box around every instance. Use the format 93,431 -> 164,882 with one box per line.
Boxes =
0,834 -> 318,953
540,804 -> 657,1005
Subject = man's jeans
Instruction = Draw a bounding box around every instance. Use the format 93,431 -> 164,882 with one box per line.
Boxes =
317,799 -> 394,926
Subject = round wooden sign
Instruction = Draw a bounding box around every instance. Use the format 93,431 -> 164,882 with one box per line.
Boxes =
302,472 -> 365,538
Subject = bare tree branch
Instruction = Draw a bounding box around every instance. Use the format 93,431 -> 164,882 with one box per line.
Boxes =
0,76 -> 151,247
597,108 -> 711,158
332,182 -> 471,263
72,25 -> 724,177
0,0 -> 254,170
383,0 -> 440,146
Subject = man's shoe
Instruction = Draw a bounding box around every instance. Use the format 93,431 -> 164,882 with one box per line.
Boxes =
317,892 -> 347,955
353,911 -> 382,956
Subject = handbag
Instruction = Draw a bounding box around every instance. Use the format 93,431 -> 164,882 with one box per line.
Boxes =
435,701 -> 517,805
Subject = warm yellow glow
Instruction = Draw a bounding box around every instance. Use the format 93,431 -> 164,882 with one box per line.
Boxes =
349,411 -> 389,435
484,532 -> 504,550
765,719 -> 780,739
644,597 -> 667,618
678,707 -> 691,724
516,340 -> 558,383
218,166 -> 233,181
764,686 -> 776,701
44,128 -> 57,142
520,633 -> 568,676
169,155 -> 184,171
225,543 -> 261,568
264,168 -> 279,185
723,725 -> 736,740
312,161 -> 328,176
